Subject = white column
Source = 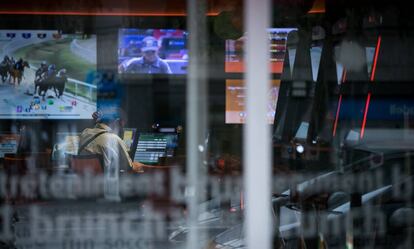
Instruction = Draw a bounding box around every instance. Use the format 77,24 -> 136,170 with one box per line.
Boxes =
186,0 -> 208,248
244,0 -> 272,249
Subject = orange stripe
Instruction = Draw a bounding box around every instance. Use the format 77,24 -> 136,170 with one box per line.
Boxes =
360,93 -> 371,139
240,191 -> 244,210
332,95 -> 342,137
333,68 -> 347,137
361,36 -> 381,139
370,36 -> 382,82
341,69 -> 347,84
0,10 -> 219,16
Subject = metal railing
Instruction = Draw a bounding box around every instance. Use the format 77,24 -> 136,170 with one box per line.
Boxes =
29,66 -> 97,103
65,77 -> 97,103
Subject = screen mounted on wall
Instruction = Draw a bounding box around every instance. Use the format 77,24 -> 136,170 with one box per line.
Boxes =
118,29 -> 188,75
225,28 -> 296,73
0,30 -> 97,119
226,79 -> 281,124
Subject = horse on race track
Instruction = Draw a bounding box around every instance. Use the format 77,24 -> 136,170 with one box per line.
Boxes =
37,69 -> 68,100
10,60 -> 29,85
0,62 -> 9,83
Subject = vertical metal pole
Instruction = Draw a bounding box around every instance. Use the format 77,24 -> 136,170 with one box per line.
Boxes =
186,0 -> 208,248
244,0 -> 272,249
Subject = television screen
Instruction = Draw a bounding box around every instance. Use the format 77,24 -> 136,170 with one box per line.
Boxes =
0,134 -> 20,158
226,79 -> 280,124
225,28 -> 296,73
118,29 -> 188,75
0,30 -> 97,119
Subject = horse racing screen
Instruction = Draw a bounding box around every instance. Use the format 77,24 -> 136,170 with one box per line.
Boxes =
0,30 -> 97,119
118,29 -> 188,75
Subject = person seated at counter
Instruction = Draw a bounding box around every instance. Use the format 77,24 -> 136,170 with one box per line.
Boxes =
78,110 -> 144,173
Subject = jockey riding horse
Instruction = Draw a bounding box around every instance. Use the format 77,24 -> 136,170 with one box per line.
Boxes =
0,56 -> 11,83
34,61 -> 48,94
37,64 -> 68,100
10,58 -> 30,85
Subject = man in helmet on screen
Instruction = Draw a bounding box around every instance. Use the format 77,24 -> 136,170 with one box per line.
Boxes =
122,36 -> 172,74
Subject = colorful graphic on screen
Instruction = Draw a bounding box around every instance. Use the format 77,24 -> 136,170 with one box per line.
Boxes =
118,29 -> 188,75
0,30 -> 97,119
225,28 -> 296,73
226,79 -> 280,124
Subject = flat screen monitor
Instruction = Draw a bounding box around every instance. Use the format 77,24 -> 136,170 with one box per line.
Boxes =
0,134 -> 20,158
122,128 -> 136,152
52,132 -> 80,162
133,133 -> 178,165
225,28 -> 297,73
118,29 -> 188,75
226,79 -> 281,124
0,30 -> 97,119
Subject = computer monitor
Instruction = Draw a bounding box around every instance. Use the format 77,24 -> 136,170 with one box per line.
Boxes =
133,132 -> 178,165
122,128 -> 137,152
52,132 -> 80,162
0,134 -> 20,158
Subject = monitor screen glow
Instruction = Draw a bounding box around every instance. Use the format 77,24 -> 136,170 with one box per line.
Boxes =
133,133 -> 178,164
118,29 -> 188,75
0,134 -> 20,158
225,79 -> 281,124
122,128 -> 136,152
0,30 -> 97,119
225,28 -> 296,73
